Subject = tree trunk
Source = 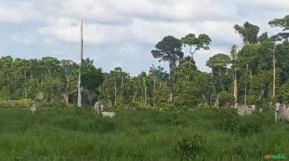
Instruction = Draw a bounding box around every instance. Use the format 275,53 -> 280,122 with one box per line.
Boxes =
168,61 -> 175,103
153,77 -> 156,108
244,64 -> 249,105
132,91 -> 138,103
77,19 -> 84,107
233,63 -> 238,105
214,96 -> 219,108
114,78 -> 117,106
273,47 -> 276,99
244,86 -> 247,106
105,88 -> 110,102
202,94 -> 206,103
62,93 -> 69,105
143,77 -> 147,107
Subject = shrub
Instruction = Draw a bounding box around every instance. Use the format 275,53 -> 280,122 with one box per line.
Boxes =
176,135 -> 207,161
216,108 -> 239,134
238,115 -> 263,137
0,99 -> 34,108
218,91 -> 234,107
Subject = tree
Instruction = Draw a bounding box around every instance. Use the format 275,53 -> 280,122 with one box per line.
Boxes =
181,33 -> 211,67
174,59 -> 206,107
151,35 -> 184,102
149,65 -> 169,81
59,60 -> 78,105
81,58 -> 103,105
234,22 -> 260,44
230,45 -> 238,106
101,67 -> 130,107
258,32 -> 269,42
207,54 -> 231,71
269,15 -> 289,40
207,53 -> 232,104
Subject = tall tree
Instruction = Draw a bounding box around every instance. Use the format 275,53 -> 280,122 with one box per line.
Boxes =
151,36 -> 184,102
234,22 -> 260,44
269,15 -> 289,40
59,59 -> 78,105
78,19 -> 84,107
207,53 -> 232,93
81,58 -> 103,105
230,45 -> 238,106
181,33 -> 211,67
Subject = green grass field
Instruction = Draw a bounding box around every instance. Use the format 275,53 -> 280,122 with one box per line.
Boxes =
0,107 -> 288,161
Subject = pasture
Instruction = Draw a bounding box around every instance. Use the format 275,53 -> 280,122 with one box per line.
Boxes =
0,107 -> 288,161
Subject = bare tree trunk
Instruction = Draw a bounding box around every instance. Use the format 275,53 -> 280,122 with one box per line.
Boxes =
168,61 -> 174,103
121,75 -> 124,87
233,62 -> 238,105
244,64 -> 249,106
77,19 -> 84,107
105,88 -> 110,101
244,86 -> 247,106
62,93 -> 69,105
24,87 -> 28,100
153,77 -> 156,108
202,94 -> 206,103
114,78 -> 117,106
273,45 -> 276,100
214,96 -> 219,108
132,91 -> 138,103
143,77 -> 147,107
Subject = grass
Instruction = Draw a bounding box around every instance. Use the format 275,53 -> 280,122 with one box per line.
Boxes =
0,107 -> 288,161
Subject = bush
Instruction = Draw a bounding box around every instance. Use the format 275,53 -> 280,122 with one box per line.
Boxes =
238,115 -> 263,137
176,135 -> 207,161
216,108 -> 264,136
126,101 -> 148,110
195,103 -> 211,110
218,91 -> 234,107
239,121 -> 262,137
0,99 -> 34,108
216,108 -> 239,134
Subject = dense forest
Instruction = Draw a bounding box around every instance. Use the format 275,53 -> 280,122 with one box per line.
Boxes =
1,15 -> 289,109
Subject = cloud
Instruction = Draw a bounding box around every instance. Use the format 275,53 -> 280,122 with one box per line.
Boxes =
240,0 -> 289,11
0,2 -> 38,22
38,17 -> 241,47
2,0 -> 289,75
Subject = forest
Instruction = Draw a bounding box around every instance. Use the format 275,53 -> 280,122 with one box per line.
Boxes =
1,15 -> 289,109
1,12 -> 289,161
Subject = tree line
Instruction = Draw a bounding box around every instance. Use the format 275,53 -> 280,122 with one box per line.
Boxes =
1,15 -> 289,109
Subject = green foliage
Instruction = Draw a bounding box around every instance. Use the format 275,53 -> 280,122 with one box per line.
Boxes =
269,15 -> 289,40
0,107 -> 286,161
181,33 -> 211,53
216,108 -> 264,137
216,108 -> 239,134
4,14 -> 289,114
0,99 -> 34,108
218,91 -> 234,107
151,35 -> 184,102
206,53 -> 231,69
151,36 -> 183,63
234,21 -> 260,44
176,135 -> 207,161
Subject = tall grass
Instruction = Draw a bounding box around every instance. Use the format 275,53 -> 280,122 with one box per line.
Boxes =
0,107 -> 288,161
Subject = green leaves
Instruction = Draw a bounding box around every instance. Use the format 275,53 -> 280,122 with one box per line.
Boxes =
151,35 -> 184,63
269,15 -> 289,40
181,33 -> 211,54
206,53 -> 231,69
234,22 -> 260,44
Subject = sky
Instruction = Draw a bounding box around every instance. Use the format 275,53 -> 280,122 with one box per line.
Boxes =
0,0 -> 288,76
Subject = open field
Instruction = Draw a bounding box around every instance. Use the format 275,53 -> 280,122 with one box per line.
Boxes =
0,107 -> 288,161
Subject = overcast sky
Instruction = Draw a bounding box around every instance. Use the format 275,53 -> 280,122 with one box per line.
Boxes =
0,0 -> 288,75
